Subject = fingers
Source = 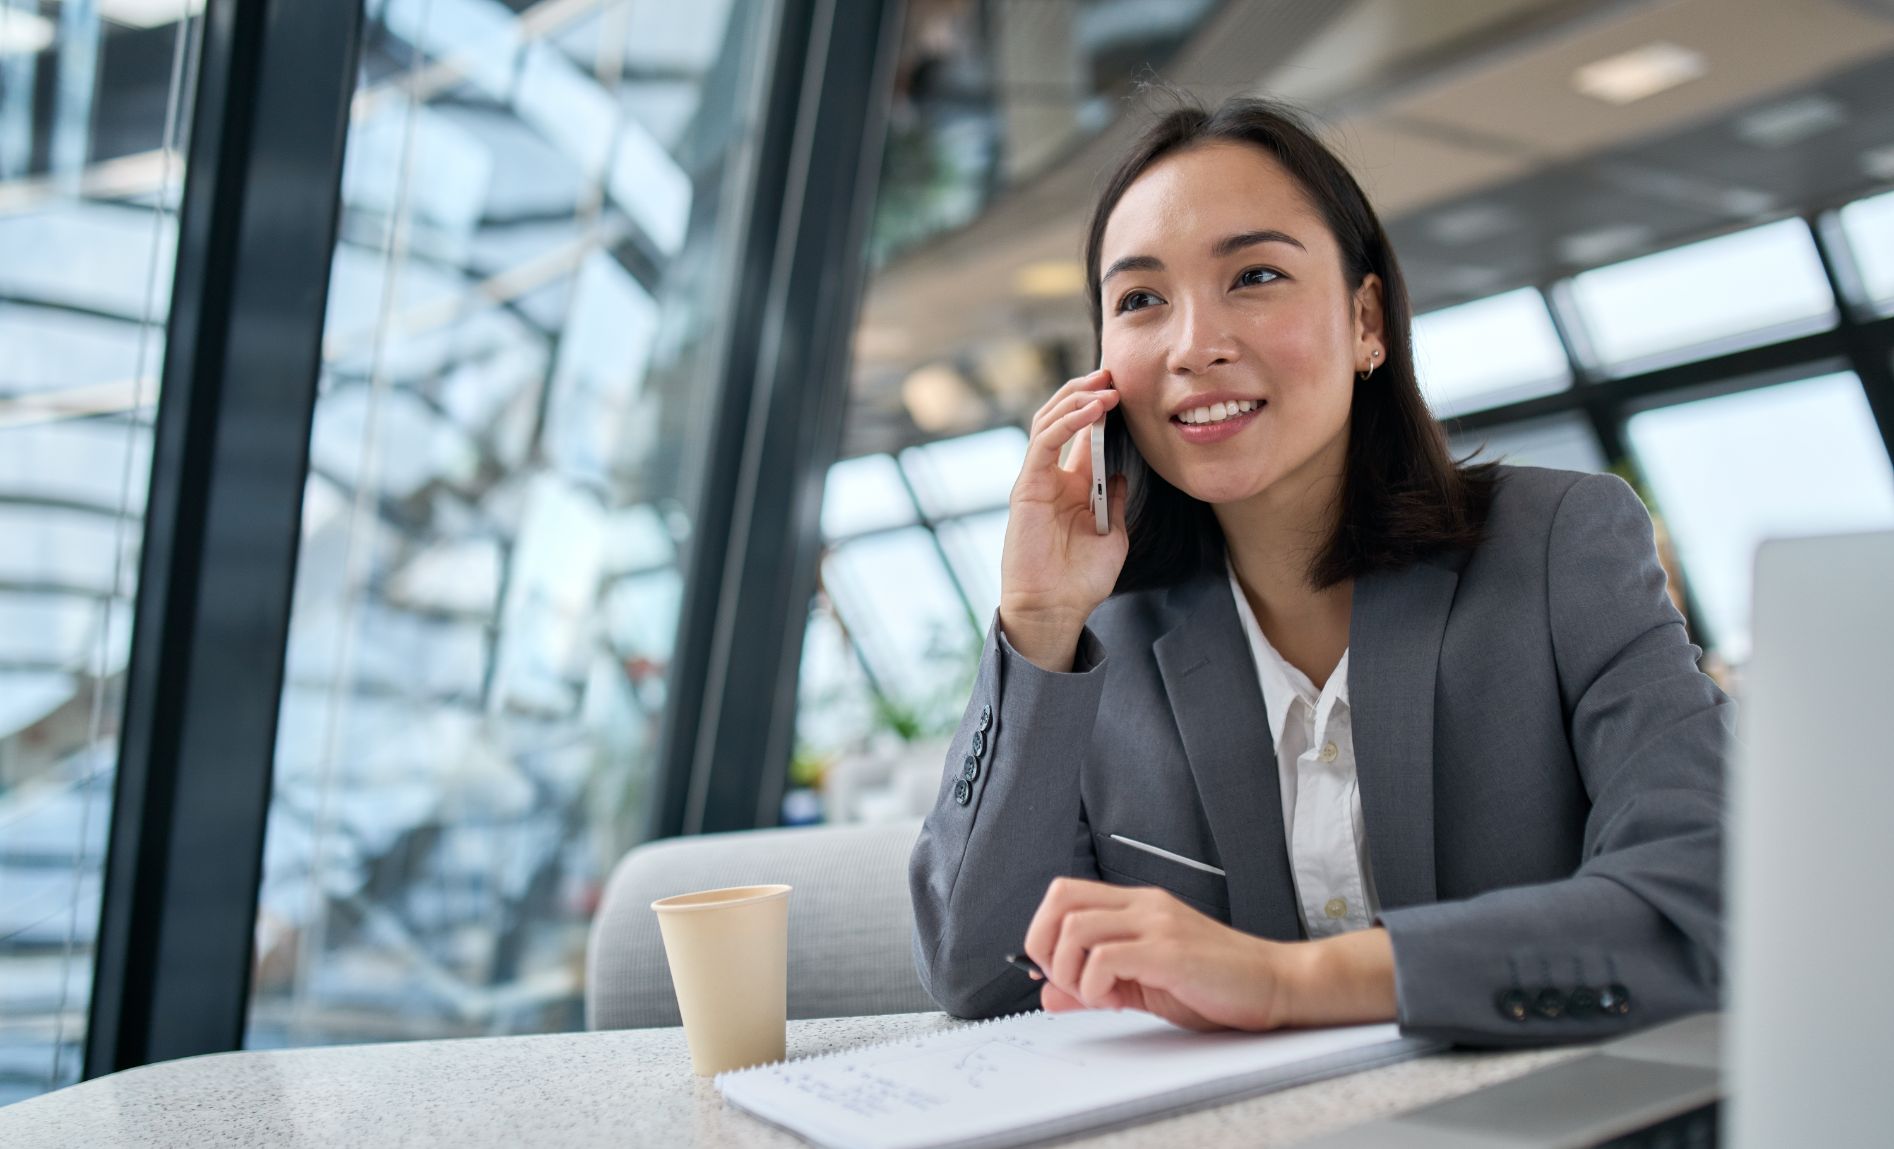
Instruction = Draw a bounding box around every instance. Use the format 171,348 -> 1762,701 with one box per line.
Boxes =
1057,418 -> 1093,475
1039,981 -> 1085,1014
1032,381 -> 1117,450
1029,369 -> 1112,441
1022,877 -> 1132,979
1035,385 -> 1119,453
1077,939 -> 1163,1008
1047,908 -> 1137,995
1027,393 -> 1115,471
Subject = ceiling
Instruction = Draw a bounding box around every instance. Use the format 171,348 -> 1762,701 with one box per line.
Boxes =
845,0 -> 1894,458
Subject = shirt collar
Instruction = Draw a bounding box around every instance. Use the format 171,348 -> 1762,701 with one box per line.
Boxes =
1225,559 -> 1349,755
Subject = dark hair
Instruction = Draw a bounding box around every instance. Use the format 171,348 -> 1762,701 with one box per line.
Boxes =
1086,95 -> 1498,593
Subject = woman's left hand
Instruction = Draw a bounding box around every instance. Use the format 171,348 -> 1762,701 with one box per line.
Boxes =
1021,877 -> 1398,1032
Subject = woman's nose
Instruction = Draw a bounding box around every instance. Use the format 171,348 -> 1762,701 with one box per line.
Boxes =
1165,299 -> 1239,375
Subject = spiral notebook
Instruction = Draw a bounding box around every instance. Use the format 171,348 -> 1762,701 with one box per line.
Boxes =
716,1010 -> 1437,1149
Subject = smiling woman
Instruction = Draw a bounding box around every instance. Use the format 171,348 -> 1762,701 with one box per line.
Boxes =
908,95 -> 1732,1048
1086,106 -> 1499,598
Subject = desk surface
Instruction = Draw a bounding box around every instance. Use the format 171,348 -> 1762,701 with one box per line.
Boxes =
0,1013 -> 1585,1148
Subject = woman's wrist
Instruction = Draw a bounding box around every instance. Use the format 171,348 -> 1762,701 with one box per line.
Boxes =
997,605 -> 1089,673
1279,927 -> 1399,1028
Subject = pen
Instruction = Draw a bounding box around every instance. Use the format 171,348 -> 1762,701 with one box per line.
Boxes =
1005,953 -> 1044,979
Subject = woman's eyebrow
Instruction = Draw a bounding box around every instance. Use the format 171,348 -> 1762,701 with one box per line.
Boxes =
1101,229 -> 1307,286
1100,254 -> 1163,285
1213,229 -> 1306,257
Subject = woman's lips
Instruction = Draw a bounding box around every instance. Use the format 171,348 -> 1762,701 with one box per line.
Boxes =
1170,402 -> 1264,444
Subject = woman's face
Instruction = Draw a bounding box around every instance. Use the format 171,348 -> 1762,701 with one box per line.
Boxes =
1097,142 -> 1383,509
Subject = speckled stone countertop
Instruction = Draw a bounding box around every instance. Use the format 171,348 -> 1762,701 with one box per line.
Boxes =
0,1012 -> 1587,1147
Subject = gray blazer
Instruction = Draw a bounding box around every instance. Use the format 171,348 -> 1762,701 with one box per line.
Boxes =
908,465 -> 1732,1046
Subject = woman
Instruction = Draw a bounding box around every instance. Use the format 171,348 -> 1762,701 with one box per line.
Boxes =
907,97 -> 1730,1046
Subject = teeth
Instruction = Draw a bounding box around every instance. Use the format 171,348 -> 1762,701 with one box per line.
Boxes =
1179,399 -> 1259,425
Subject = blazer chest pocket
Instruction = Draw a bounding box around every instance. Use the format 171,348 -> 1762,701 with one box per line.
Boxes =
1093,832 -> 1231,919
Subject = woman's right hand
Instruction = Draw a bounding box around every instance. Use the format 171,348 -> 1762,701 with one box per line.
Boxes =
998,369 -> 1129,672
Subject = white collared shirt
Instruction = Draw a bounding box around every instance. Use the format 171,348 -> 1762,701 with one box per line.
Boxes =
1226,561 -> 1380,938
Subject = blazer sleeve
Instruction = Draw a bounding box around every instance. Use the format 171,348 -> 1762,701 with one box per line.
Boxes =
1377,472 -> 1734,1046
908,613 -> 1107,1019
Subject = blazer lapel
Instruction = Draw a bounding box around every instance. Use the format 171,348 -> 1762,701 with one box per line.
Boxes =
1153,575 -> 1303,941
1348,555 -> 1460,911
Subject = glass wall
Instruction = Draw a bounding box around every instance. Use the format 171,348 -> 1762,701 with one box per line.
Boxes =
791,428 -> 1024,823
0,6 -> 199,1105
871,0 -> 1222,267
1625,371 -> 1894,664
1565,218 -> 1838,375
246,0 -> 777,1049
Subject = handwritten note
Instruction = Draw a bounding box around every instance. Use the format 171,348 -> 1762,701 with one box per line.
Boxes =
718,1011 -> 1432,1149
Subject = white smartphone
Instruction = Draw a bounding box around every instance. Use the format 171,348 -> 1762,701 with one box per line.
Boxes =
1089,419 -> 1108,535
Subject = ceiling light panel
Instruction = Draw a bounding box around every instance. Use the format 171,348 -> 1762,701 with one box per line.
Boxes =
1573,41 -> 1708,105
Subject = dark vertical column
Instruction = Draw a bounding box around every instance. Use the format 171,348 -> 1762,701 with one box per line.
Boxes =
654,0 -> 906,836
1810,213 -> 1894,469
86,0 -> 363,1075
648,0 -> 820,842
1541,280 -> 1629,465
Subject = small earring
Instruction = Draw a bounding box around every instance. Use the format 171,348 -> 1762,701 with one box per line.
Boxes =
1357,349 -> 1380,382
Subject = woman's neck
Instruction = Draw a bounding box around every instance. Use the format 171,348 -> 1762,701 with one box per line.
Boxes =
1215,447 -> 1353,689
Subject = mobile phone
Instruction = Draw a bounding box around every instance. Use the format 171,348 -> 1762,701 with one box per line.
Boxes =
1090,419 -> 1108,535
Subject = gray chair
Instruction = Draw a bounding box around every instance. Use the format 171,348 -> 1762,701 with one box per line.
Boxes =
586,819 -> 935,1029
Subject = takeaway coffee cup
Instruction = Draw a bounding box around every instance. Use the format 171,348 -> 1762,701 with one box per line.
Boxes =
651,884 -> 791,1075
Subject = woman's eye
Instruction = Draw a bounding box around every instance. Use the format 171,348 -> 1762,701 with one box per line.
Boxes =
1115,290 -> 1161,314
1235,266 -> 1281,288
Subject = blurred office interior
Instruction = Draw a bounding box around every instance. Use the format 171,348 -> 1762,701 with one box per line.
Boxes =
2,0 -> 1893,1108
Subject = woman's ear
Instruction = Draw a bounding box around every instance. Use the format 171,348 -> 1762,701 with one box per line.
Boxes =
1353,273 -> 1387,368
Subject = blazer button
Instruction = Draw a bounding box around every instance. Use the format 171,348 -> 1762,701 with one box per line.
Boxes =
959,756 -> 979,783
1532,988 -> 1566,1020
1565,986 -> 1599,1018
978,704 -> 992,732
1597,984 -> 1632,1017
970,730 -> 986,760
1495,989 -> 1530,1022
952,779 -> 972,806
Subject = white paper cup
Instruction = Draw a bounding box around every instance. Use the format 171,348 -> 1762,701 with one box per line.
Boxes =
651,884 -> 791,1075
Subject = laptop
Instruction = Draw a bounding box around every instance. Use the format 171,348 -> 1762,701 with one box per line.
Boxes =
1307,530 -> 1894,1148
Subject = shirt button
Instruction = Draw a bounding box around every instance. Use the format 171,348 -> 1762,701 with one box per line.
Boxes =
1319,741 -> 1339,763
1323,896 -> 1348,919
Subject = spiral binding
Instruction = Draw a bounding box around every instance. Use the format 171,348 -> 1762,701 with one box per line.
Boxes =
712,1008 -> 1058,1088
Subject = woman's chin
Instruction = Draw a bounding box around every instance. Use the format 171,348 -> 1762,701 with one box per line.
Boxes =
1172,470 -> 1277,507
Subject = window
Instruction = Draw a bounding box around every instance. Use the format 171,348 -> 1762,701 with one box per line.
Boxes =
1626,372 -> 1894,663
248,0 -> 777,1050
822,528 -> 977,716
898,427 -> 1026,520
935,509 -> 1009,624
1567,219 -> 1837,374
1838,189 -> 1894,316
794,426 -> 1023,803
821,454 -> 920,540
1413,288 -> 1571,418
1449,413 -> 1607,474
0,10 -> 197,1104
